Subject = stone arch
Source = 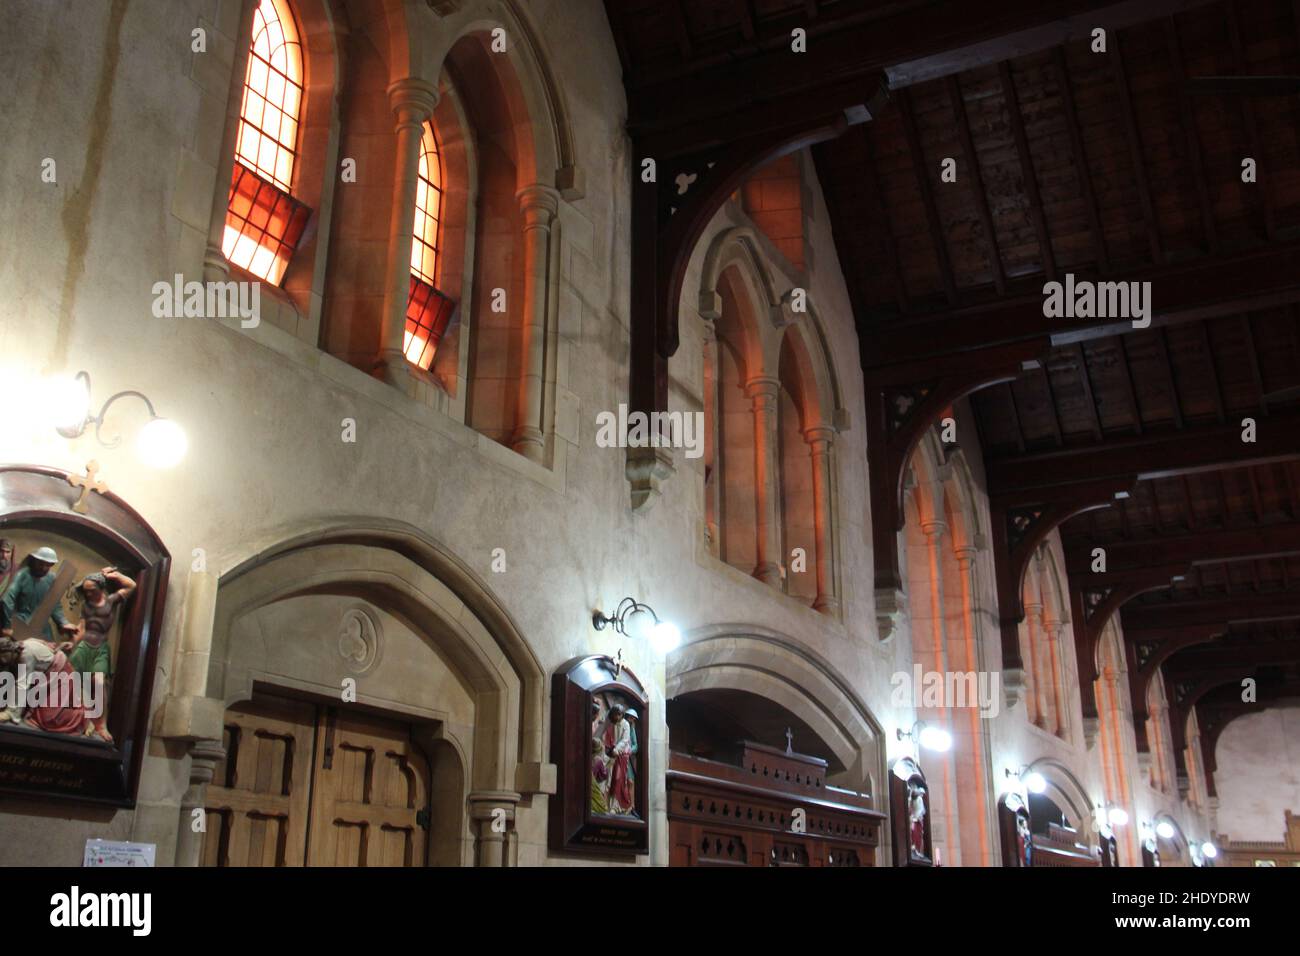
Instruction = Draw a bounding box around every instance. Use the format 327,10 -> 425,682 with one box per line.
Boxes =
699,227 -> 783,329
1023,757 -> 1095,833
419,0 -> 579,195
666,625 -> 885,801
180,520 -> 548,866
208,521 -> 546,784
699,232 -> 768,576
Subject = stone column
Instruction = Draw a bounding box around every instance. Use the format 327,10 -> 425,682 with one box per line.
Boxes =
1044,618 -> 1066,738
1023,602 -> 1044,727
805,424 -> 838,614
921,518 -> 961,866
746,376 -> 782,586
954,544 -> 993,866
377,77 -> 439,389
512,183 -> 560,463
469,790 -> 521,867
174,737 -> 226,867
202,0 -> 259,283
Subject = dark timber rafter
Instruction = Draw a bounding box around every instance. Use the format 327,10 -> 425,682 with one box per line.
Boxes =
862,242 -> 1300,367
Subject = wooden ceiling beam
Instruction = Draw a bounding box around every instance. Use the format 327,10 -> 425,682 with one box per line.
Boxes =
1112,29 -> 1164,265
622,0 -> 1125,122
1165,640 -> 1300,674
1066,522 -> 1300,574
1122,589 -> 1300,631
986,406 -> 1300,493
882,0 -> 1221,89
861,242 -> 1300,366
1052,46 -> 1109,274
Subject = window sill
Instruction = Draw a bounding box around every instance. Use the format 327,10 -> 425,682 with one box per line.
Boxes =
209,313 -> 569,497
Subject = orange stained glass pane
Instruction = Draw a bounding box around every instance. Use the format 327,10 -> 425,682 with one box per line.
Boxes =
403,276 -> 456,371
410,122 -> 444,287
222,164 -> 310,285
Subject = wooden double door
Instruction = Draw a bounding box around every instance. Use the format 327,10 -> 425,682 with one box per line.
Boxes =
202,696 -> 432,867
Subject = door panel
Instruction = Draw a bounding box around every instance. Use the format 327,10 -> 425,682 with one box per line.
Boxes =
202,697 -> 316,867
203,698 -> 431,867
305,708 -> 430,867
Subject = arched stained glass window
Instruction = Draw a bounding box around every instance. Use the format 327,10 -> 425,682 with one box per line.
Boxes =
404,121 -> 455,372
222,0 -> 310,286
411,123 -> 444,286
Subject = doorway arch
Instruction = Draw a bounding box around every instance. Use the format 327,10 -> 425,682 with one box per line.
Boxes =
181,522 -> 545,866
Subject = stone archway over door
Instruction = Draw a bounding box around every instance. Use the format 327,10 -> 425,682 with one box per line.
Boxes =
170,524 -> 547,867
202,696 -> 432,866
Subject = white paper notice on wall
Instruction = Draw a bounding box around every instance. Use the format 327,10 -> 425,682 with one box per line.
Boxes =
83,840 -> 156,867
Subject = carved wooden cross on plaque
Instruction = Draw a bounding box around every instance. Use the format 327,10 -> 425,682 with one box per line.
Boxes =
68,460 -> 108,514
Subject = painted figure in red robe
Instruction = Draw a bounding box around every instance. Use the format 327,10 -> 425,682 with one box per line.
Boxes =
602,702 -> 635,815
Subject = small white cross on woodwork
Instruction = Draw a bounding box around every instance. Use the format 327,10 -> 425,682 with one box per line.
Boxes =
68,460 -> 108,514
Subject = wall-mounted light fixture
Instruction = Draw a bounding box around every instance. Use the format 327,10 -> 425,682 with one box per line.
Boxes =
1155,819 -> 1177,840
52,371 -> 188,469
1006,765 -> 1047,794
897,719 -> 952,753
1096,802 -> 1129,827
1201,841 -> 1218,860
592,597 -> 681,654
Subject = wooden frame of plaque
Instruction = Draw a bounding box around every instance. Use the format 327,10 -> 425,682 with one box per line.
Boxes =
998,791 -> 1034,867
548,654 -> 649,856
0,464 -> 170,806
889,755 -> 934,866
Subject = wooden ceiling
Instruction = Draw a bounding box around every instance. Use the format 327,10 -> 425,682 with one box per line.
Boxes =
605,0 -> 1300,784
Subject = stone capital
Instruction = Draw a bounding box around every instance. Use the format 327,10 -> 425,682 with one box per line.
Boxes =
744,375 -> 781,402
804,423 -> 836,449
468,790 -> 522,821
516,182 -> 561,222
386,77 -> 439,128
921,519 -> 947,541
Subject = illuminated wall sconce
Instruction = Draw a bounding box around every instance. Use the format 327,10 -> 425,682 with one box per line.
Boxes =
1006,765 -> 1047,794
897,719 -> 952,753
1155,819 -> 1177,840
52,371 -> 188,469
1201,841 -> 1218,860
1096,802 -> 1129,827
592,597 -> 681,654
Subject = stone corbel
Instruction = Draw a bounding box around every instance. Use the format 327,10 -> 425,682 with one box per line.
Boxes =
556,164 -> 585,200
627,444 -> 676,513
1002,666 -> 1027,711
514,761 -> 557,796
155,694 -> 227,743
1081,715 -> 1101,750
875,585 -> 905,642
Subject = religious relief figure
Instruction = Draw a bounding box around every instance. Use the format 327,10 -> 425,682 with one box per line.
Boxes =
0,547 -> 134,743
0,540 -> 17,600
907,782 -> 928,859
0,547 -> 78,643
0,465 -> 171,805
1016,813 -> 1033,868
65,569 -> 135,742
590,692 -> 639,818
